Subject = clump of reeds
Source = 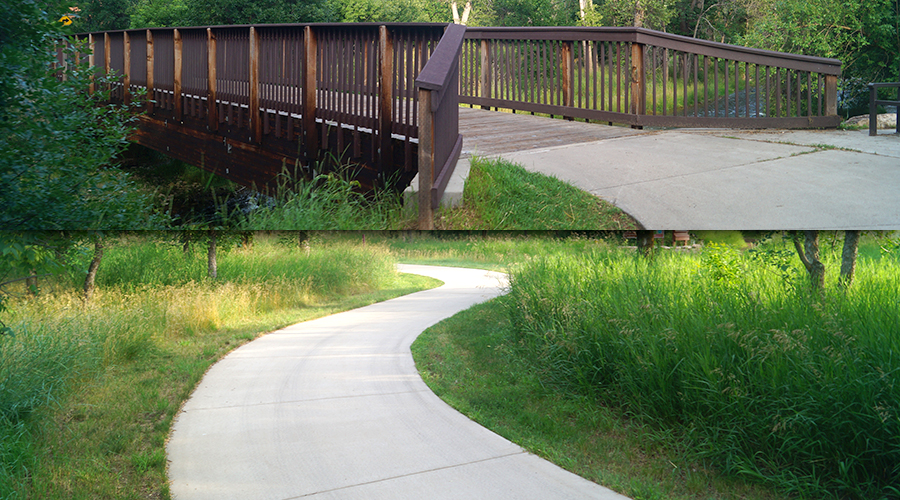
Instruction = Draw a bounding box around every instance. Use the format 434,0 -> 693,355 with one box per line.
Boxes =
505,243 -> 900,498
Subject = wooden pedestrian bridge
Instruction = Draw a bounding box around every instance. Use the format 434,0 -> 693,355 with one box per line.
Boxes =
69,22 -> 841,226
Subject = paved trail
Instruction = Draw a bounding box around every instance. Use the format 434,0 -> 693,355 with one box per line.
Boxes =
167,264 -> 629,500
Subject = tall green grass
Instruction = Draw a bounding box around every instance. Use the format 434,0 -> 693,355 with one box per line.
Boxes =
0,234 -> 401,497
239,171 -> 411,230
504,242 -> 900,499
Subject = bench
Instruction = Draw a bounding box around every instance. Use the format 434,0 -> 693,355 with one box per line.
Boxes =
868,82 -> 900,136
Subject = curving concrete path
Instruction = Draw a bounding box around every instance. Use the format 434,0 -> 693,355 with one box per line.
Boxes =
167,264 -> 629,500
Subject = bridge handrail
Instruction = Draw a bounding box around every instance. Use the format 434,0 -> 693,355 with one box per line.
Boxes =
71,23 -> 448,192
415,23 -> 466,228
461,26 -> 843,128
867,81 -> 900,136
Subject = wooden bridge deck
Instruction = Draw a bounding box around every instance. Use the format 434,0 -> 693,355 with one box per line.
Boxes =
457,107 -> 646,158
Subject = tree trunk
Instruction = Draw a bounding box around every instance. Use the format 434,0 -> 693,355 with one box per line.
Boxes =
792,230 -> 825,290
83,235 -> 104,302
207,230 -> 218,279
839,230 -> 860,288
633,0 -> 645,27
25,271 -> 37,296
636,230 -> 654,257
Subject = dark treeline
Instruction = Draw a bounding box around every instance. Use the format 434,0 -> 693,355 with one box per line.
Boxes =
73,0 -> 899,88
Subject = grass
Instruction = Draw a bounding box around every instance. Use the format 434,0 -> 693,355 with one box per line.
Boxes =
0,233 -> 441,499
412,297 -> 784,500
409,232 -> 900,499
434,157 -> 639,230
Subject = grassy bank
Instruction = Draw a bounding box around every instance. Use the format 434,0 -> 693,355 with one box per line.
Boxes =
412,233 -> 900,499
436,157 -> 639,230
0,233 -> 440,499
221,157 -> 638,230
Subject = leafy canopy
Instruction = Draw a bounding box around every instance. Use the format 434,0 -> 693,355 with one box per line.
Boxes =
0,0 -> 168,230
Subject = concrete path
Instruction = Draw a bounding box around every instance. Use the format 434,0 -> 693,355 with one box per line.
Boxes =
167,265 -> 629,500
424,108 -> 900,229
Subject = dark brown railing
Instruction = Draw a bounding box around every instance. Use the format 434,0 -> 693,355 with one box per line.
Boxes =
461,27 -> 842,128
868,82 -> 900,136
415,23 -> 465,228
74,23 -> 448,191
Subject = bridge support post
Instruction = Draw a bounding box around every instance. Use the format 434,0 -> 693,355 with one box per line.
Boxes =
302,26 -> 318,164
123,32 -> 131,105
207,28 -> 217,132
825,75 -> 837,116
174,29 -> 182,123
379,26 -> 394,173
417,88 -> 434,230
630,41 -> 645,121
104,33 -> 110,98
88,33 -> 95,94
146,30 -> 154,114
249,27 -> 261,144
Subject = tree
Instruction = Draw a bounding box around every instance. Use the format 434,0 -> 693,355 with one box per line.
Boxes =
130,0 -> 189,28
739,0 -> 898,83
83,233 -> 104,302
1,0 -> 169,230
76,0 -> 133,31
839,230 -> 860,288
792,231 -> 862,291
792,230 -> 826,289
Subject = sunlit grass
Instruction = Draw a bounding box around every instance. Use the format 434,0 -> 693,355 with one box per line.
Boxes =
0,233 -> 440,499
439,157 -> 638,230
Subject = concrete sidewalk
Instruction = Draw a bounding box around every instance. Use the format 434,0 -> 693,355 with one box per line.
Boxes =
423,110 -> 900,229
167,265 -> 630,500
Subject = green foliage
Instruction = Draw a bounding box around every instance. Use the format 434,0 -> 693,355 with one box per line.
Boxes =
130,0 -> 189,28
697,242 -> 744,286
505,245 -> 900,498
0,1 -> 168,230
596,0 -> 675,31
178,0 -> 333,25
492,0 -> 578,25
239,169 -> 409,230
740,0 -> 899,82
76,0 -> 132,31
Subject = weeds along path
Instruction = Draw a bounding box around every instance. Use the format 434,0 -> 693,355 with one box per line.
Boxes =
167,264 -> 628,500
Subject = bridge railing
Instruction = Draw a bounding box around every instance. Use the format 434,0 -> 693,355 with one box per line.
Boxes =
75,23 -> 447,187
415,23 -> 466,228
461,27 -> 842,128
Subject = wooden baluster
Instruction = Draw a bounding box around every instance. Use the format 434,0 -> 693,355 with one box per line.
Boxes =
104,33 -> 111,100
561,40 -> 573,120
